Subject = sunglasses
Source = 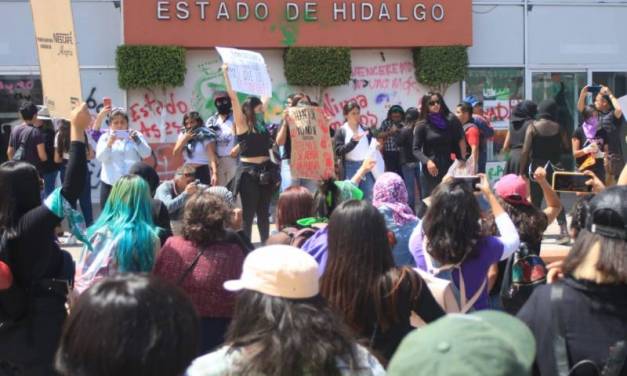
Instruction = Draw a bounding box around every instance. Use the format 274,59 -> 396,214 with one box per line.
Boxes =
429,101 -> 441,106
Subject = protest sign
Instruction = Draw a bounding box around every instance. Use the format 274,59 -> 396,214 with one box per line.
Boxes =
216,47 -> 272,98
486,161 -> 506,186
287,106 -> 335,180
368,139 -> 385,179
30,0 -> 82,119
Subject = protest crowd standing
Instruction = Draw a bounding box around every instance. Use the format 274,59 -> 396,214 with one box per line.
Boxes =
1,59 -> 627,376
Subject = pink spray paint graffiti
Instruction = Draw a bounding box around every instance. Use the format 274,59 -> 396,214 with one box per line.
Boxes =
129,91 -> 189,143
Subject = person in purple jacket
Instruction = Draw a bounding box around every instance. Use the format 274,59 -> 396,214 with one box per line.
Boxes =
409,174 -> 520,311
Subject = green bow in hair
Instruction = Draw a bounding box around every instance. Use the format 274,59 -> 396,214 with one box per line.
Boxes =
296,217 -> 328,227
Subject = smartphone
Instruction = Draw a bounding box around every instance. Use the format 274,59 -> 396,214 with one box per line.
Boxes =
552,172 -> 592,193
587,85 -> 602,94
113,130 -> 130,140
103,97 -> 112,108
453,176 -> 481,192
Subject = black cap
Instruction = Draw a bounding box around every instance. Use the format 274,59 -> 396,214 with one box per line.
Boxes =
586,186 -> 627,240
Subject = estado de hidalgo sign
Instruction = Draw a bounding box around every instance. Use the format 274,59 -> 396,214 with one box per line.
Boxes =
124,0 -> 472,48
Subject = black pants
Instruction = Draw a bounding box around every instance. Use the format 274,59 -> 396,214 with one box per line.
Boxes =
239,171 -> 275,243
100,182 -> 113,210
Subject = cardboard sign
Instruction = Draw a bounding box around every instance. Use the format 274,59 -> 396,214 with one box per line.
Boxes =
287,106 -> 335,180
30,0 -> 82,119
486,161 -> 507,186
216,47 -> 272,98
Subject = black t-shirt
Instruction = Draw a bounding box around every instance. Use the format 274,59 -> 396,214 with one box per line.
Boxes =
598,110 -> 623,154
518,277 -> 627,376
572,126 -> 609,166
8,124 -> 44,167
412,116 -> 464,169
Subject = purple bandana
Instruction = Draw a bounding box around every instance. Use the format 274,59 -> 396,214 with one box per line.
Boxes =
373,172 -> 417,226
428,113 -> 448,130
582,117 -> 599,140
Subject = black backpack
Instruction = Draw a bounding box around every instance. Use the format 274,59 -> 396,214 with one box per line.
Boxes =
499,242 -> 547,314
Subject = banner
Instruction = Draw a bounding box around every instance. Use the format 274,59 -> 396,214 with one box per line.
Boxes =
30,0 -> 82,119
287,106 -> 335,180
486,161 -> 507,186
216,47 -> 272,98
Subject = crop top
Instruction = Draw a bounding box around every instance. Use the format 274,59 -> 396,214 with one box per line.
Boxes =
236,131 -> 272,158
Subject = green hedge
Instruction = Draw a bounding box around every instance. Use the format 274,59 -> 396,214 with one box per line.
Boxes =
413,46 -> 468,91
116,45 -> 187,89
283,47 -> 351,87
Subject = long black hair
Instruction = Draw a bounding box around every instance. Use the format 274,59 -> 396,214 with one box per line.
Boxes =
423,180 -> 482,264
55,274 -> 199,376
419,92 -> 451,120
241,96 -> 263,131
320,200 -> 422,334
0,161 -> 41,236
56,120 -> 71,157
225,290 -> 361,376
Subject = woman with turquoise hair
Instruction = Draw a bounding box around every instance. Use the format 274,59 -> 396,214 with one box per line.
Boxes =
75,175 -> 161,293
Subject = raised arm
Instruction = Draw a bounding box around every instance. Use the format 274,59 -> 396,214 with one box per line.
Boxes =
222,64 -> 247,135
602,86 -> 623,119
532,167 -> 562,224
61,103 -> 91,202
577,85 -> 589,113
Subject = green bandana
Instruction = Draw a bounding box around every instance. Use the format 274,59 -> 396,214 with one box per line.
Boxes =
45,188 -> 93,251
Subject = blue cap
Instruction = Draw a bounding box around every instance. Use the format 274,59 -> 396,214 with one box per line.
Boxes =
463,95 -> 483,107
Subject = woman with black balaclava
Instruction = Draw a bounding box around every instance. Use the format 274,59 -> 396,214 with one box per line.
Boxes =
173,112 -> 218,186
206,92 -> 238,187
503,100 -> 538,175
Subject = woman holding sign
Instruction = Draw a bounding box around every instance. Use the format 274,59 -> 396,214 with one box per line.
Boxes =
222,64 -> 279,244
95,107 -> 152,208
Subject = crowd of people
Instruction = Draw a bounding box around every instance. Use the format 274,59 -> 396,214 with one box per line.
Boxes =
0,76 -> 625,376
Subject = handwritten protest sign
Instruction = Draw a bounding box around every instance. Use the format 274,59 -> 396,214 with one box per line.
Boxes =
30,0 -> 82,119
216,47 -> 272,98
486,161 -> 506,186
287,106 -> 335,180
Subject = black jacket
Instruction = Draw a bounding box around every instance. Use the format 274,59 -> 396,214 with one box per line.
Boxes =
518,277 -> 627,376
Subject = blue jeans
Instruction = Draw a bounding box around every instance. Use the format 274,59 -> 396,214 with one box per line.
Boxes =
42,170 -> 59,198
401,163 -> 420,212
281,159 -> 319,193
60,164 -> 94,226
344,160 -> 374,201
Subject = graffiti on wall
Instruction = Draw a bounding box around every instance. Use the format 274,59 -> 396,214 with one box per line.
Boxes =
126,50 -> 426,183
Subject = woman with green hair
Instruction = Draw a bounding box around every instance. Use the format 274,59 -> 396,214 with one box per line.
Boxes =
75,175 -> 161,293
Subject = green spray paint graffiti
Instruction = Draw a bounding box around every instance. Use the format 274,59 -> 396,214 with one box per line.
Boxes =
191,60 -> 292,122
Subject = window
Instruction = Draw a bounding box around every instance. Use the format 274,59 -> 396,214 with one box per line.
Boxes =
465,68 -> 525,129
0,75 -> 43,125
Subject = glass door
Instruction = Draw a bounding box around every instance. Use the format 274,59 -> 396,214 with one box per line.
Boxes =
531,71 -> 586,169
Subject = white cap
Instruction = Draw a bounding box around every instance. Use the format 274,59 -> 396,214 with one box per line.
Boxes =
224,245 -> 319,299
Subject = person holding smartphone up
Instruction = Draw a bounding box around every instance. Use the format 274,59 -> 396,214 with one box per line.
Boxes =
95,106 -> 152,208
577,84 -> 624,181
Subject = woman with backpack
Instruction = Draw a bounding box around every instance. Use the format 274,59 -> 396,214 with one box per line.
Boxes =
266,186 -> 314,247
320,200 -> 445,364
154,192 -> 245,354
0,104 -> 90,376
455,102 -> 480,174
518,186 -> 627,376
411,175 -> 520,312
74,175 -> 161,294
486,167 -> 562,312
335,101 -> 376,200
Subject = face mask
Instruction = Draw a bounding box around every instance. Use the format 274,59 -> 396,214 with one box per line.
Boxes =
216,100 -> 232,115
